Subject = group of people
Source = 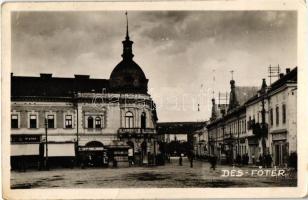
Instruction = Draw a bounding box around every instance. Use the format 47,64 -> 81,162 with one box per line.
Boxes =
178,150 -> 195,168
235,153 -> 250,165
258,154 -> 273,168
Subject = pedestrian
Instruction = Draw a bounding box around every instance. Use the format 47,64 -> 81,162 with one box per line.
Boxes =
128,148 -> 133,167
258,154 -> 263,167
188,150 -> 194,168
236,154 -> 241,166
179,154 -> 183,166
209,154 -> 217,170
266,154 -> 272,168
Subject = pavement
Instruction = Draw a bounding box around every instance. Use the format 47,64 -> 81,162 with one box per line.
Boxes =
11,158 -> 297,188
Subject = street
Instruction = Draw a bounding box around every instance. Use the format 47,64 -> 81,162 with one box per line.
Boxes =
11,159 -> 296,188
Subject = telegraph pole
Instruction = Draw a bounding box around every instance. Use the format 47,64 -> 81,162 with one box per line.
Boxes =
44,118 -> 49,170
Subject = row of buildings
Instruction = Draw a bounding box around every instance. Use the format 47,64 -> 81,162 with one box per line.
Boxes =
193,67 -> 297,167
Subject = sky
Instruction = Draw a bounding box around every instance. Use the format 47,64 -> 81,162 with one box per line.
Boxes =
11,11 -> 297,122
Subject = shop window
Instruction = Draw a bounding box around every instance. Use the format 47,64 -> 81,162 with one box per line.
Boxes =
125,111 -> 134,128
88,116 -> 94,128
11,114 -> 18,128
29,115 -> 37,128
47,115 -> 55,128
65,115 -> 72,128
95,117 -> 101,128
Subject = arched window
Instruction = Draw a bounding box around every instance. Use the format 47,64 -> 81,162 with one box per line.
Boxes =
141,112 -> 146,129
125,112 -> 134,128
88,116 -> 93,129
95,117 -> 101,128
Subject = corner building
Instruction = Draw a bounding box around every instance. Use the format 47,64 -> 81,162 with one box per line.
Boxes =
11,23 -> 158,169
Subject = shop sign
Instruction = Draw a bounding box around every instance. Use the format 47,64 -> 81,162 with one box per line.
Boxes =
78,146 -> 105,151
11,135 -> 41,143
272,132 -> 287,141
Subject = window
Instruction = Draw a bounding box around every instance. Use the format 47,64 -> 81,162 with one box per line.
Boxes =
282,104 -> 286,124
88,117 -> 93,128
125,112 -> 134,128
244,120 -> 246,132
29,115 -> 37,128
47,115 -> 55,128
276,106 -> 279,125
11,114 -> 18,128
95,117 -> 101,128
270,108 -> 273,126
65,115 -> 72,128
141,112 -> 146,129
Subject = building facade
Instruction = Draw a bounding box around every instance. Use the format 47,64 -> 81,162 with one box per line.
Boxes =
207,67 -> 297,167
11,22 -> 158,170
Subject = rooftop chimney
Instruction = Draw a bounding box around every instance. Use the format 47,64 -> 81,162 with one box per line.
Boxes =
40,73 -> 52,79
279,73 -> 284,78
74,75 -> 90,79
286,68 -> 290,73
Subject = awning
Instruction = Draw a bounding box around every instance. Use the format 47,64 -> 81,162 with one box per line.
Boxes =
11,144 -> 40,156
44,143 -> 75,157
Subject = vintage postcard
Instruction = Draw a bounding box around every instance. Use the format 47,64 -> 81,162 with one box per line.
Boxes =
1,0 -> 307,199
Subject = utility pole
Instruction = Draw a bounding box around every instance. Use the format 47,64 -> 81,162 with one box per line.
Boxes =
44,118 -> 49,170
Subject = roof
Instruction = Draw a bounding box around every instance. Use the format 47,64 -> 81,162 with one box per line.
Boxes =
11,74 -> 109,98
245,67 -> 297,104
157,121 -> 206,135
268,67 -> 297,93
235,86 -> 259,105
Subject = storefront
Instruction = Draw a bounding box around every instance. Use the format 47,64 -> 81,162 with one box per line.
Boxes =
43,141 -> 76,168
248,136 -> 259,164
271,130 -> 288,167
11,134 -> 41,170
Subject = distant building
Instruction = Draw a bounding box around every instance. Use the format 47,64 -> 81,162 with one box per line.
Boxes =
192,126 -> 209,158
157,122 -> 205,143
10,18 -> 158,170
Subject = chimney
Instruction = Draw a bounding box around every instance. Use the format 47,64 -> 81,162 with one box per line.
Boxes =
40,73 -> 52,79
286,68 -> 290,73
74,74 -> 90,79
279,73 -> 284,78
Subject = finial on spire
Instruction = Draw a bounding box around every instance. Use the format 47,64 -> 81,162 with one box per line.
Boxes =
125,11 -> 129,40
230,70 -> 234,80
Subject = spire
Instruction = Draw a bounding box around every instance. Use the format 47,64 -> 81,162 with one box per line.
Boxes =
228,78 -> 239,112
260,78 -> 267,94
210,98 -> 218,121
122,11 -> 134,60
125,11 -> 129,40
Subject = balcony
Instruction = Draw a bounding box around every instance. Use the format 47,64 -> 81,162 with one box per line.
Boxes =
118,128 -> 156,139
252,123 -> 268,137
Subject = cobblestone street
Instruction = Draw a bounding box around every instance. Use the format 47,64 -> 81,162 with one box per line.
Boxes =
11,159 -> 296,188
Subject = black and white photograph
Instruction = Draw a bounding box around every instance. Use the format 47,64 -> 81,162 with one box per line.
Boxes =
1,1 -> 307,199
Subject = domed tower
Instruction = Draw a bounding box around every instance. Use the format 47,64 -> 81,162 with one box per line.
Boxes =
109,13 -> 148,94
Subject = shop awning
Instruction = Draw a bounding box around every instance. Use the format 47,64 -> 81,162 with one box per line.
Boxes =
11,144 -> 40,156
44,143 -> 75,157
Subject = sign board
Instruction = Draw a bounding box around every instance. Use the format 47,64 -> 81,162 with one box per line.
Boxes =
11,135 -> 41,143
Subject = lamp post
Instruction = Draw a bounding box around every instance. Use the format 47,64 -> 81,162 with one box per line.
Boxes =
44,118 -> 49,170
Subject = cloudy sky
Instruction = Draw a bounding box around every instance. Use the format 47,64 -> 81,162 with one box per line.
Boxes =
12,11 -> 297,122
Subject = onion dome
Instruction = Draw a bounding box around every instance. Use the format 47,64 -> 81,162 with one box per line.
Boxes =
109,12 -> 148,94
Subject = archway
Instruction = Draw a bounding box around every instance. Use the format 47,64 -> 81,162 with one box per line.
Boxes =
82,141 -> 106,167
